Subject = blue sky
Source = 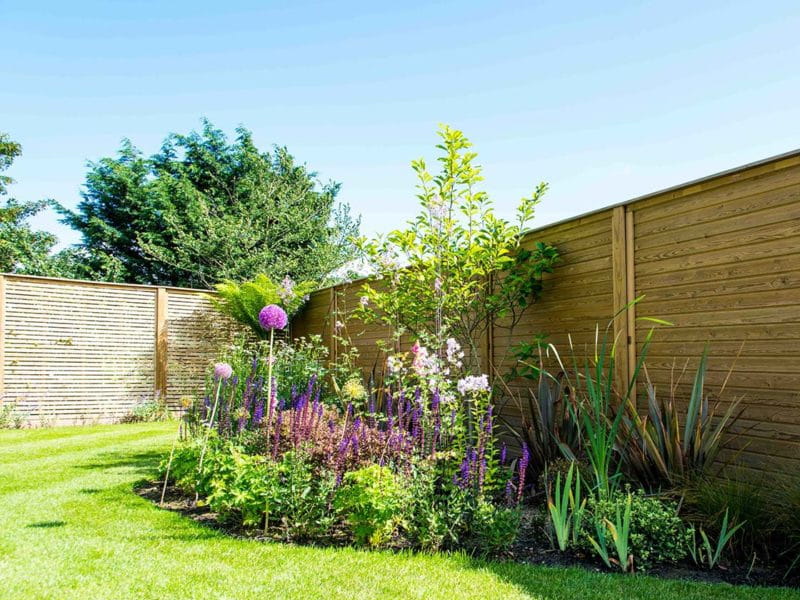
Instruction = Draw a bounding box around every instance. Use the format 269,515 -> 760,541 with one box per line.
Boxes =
2,1 -> 799,248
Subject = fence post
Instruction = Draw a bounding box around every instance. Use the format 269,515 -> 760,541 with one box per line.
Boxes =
611,207 -> 631,394
155,287 -> 168,401
329,286 -> 338,366
625,209 -> 637,403
0,275 -> 5,401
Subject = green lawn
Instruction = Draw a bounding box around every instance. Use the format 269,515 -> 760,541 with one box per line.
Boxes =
0,423 -> 797,600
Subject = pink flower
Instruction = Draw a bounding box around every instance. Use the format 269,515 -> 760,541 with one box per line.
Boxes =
213,362 -> 233,380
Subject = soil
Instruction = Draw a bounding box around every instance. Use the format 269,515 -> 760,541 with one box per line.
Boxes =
137,482 -> 799,590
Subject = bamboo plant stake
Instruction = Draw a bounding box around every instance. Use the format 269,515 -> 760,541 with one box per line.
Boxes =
194,364 -> 231,504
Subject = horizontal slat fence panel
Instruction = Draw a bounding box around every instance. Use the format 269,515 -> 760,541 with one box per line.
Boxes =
292,150 -> 800,477
0,276 -> 241,425
632,161 -> 800,477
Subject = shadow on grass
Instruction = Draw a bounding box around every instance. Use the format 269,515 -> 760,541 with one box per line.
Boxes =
74,450 -> 163,476
27,520 -> 66,528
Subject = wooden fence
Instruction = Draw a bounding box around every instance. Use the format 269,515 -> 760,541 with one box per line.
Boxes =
292,149 -> 800,478
0,275 -> 239,425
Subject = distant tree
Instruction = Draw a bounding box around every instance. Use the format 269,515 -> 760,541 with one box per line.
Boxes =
61,120 -> 360,288
0,133 -> 80,277
0,133 -> 22,196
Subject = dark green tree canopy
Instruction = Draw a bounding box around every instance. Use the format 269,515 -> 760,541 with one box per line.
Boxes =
62,120 -> 360,288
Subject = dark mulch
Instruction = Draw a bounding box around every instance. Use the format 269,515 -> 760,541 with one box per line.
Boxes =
509,506 -> 799,589
137,481 -> 798,589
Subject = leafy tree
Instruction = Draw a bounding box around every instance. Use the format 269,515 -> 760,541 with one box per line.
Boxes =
0,133 -> 22,196
354,125 -> 558,369
0,198 -> 59,274
0,133 -> 79,276
62,120 -> 360,288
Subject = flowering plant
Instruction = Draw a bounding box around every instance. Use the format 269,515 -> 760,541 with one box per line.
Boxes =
167,334 -> 529,551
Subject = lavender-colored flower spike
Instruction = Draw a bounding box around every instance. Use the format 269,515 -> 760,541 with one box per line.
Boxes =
213,362 -> 233,380
259,304 -> 288,331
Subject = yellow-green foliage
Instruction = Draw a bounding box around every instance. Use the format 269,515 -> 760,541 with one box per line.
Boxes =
210,274 -> 316,337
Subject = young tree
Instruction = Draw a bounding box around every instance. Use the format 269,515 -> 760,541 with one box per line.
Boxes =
61,120 -> 360,288
355,125 -> 558,370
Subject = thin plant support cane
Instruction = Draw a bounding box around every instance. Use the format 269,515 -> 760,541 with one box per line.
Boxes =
194,363 -> 232,504
160,406 -> 185,506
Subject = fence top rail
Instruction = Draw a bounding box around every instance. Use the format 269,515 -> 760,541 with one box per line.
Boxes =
0,272 -> 216,295
516,147 -> 800,239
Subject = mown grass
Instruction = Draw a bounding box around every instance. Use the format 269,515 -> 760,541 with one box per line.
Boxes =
1,423 -> 798,600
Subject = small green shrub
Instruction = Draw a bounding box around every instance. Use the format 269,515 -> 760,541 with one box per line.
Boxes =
0,401 -> 24,429
470,499 -> 521,555
123,397 -> 171,423
581,488 -> 690,569
206,449 -> 278,526
404,462 -> 468,552
334,465 -> 407,547
271,451 -> 336,540
205,447 -> 334,538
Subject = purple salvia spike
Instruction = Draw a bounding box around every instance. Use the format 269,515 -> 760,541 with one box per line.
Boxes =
517,444 -> 530,505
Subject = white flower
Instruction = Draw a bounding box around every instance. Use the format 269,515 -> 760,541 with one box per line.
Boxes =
386,355 -> 404,375
334,320 -> 344,331
411,344 -> 439,377
446,338 -> 464,367
457,374 -> 490,395
277,275 -> 295,301
359,296 -> 369,308
428,194 -> 446,222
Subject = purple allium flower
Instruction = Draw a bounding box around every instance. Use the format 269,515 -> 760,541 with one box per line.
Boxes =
213,362 -> 233,380
258,304 -> 288,331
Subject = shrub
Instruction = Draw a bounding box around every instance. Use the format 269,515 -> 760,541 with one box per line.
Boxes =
206,447 -> 278,527
0,401 -> 23,429
270,451 -> 336,540
470,499 -> 521,556
581,488 -> 690,569
160,439 -> 206,494
334,465 -> 407,547
405,460 -> 470,552
123,396 -> 171,423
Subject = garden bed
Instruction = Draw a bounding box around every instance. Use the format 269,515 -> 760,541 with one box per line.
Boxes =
139,481 -> 799,590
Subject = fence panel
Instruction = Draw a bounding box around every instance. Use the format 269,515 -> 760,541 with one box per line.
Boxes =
0,276 -> 238,425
